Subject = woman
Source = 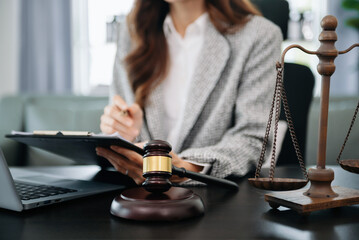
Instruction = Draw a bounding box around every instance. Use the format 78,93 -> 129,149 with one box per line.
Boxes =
96,0 -> 282,185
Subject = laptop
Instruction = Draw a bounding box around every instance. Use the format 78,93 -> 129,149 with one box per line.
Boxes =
0,148 -> 124,212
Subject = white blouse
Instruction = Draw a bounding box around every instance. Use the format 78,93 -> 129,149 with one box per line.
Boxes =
162,13 -> 211,173
162,13 -> 208,148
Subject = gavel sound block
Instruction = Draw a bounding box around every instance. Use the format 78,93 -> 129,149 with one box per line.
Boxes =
110,140 -> 205,221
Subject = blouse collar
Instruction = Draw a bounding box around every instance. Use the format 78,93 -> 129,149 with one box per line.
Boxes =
163,12 -> 209,39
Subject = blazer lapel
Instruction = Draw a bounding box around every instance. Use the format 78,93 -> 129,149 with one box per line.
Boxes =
175,22 -> 231,152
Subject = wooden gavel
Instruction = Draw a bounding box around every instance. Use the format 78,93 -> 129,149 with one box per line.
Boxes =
111,140 -> 237,221
141,140 -> 239,193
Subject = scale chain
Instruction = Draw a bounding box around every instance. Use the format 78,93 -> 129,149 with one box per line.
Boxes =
280,76 -> 308,180
254,62 -> 308,180
255,66 -> 282,178
269,66 -> 283,180
336,99 -> 359,163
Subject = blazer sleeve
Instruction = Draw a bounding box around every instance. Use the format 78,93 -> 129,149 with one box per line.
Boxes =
109,20 -> 152,141
178,25 -> 283,179
110,20 -> 134,105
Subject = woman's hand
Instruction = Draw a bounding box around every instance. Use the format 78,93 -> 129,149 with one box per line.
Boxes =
95,142 -> 203,185
96,143 -> 145,185
100,95 -> 143,142
170,152 -> 204,183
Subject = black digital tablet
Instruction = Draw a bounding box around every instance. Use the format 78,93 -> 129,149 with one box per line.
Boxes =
6,133 -> 145,168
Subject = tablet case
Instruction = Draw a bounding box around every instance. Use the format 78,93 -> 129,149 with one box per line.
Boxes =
6,134 -> 145,168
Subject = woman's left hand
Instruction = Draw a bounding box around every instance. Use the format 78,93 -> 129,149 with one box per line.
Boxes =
96,143 -> 145,185
96,142 -> 203,185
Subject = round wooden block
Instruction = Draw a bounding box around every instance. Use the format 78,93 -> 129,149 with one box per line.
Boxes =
110,187 -> 204,221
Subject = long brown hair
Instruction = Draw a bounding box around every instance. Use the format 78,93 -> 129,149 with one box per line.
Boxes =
125,0 -> 260,108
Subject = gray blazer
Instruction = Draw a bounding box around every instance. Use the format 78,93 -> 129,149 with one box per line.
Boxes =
111,15 -> 282,179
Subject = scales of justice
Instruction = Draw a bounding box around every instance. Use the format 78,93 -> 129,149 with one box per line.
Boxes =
249,15 -> 359,214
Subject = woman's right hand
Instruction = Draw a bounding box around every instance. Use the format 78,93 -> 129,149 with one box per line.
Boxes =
100,95 -> 143,142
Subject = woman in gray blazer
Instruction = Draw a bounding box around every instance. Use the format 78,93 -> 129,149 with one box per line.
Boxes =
96,0 -> 282,184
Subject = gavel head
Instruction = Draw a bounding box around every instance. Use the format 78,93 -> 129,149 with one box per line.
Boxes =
142,140 -> 173,193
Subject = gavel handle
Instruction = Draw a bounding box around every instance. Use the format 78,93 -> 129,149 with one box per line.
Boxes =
172,166 -> 239,191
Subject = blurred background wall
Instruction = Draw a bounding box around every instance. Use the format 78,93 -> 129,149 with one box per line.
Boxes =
0,0 -> 19,97
0,0 -> 358,98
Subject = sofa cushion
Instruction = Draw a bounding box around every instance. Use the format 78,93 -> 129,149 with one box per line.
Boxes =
0,96 -> 26,166
23,96 -> 108,165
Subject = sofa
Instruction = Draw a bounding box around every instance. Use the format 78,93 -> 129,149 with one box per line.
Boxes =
0,95 -> 108,166
0,95 -> 358,168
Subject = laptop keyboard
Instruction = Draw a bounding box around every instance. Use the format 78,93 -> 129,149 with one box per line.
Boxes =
14,181 -> 78,201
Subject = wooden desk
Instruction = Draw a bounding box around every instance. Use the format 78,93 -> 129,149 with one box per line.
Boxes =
0,166 -> 358,240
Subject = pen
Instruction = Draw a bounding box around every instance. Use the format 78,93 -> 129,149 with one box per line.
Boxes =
119,110 -> 129,117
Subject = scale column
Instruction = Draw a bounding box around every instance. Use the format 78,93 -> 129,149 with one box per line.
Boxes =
304,15 -> 339,198
265,15 -> 359,214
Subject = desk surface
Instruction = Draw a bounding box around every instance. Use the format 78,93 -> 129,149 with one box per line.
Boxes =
0,165 -> 358,240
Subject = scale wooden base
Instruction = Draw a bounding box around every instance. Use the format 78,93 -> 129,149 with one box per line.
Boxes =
266,186 -> 359,215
